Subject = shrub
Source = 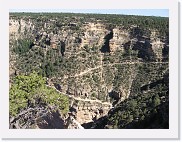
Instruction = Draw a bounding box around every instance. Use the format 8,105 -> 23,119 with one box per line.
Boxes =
13,38 -> 33,55
9,72 -> 69,116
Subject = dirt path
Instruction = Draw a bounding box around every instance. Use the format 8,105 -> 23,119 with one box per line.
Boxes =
70,65 -> 102,78
51,61 -> 168,106
62,61 -> 168,79
46,85 -> 113,107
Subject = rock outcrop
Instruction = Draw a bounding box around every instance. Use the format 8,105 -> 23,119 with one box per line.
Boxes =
109,28 -> 130,52
9,13 -> 169,129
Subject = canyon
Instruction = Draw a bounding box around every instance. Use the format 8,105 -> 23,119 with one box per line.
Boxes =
9,13 -> 169,129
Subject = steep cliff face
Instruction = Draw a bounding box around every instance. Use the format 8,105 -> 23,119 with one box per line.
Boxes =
9,13 -> 169,129
70,99 -> 112,124
109,28 -> 130,52
9,18 -> 34,39
150,31 -> 166,61
81,22 -> 108,48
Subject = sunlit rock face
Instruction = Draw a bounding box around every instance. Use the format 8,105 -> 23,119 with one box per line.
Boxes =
9,13 -> 169,129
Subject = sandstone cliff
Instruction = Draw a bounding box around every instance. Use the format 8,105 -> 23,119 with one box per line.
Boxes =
9,13 -> 169,128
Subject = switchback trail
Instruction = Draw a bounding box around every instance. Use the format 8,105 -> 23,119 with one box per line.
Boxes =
46,85 -> 113,107
60,61 -> 168,79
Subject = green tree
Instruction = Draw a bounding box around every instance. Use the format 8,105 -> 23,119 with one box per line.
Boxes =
10,72 -> 69,116
128,100 -> 137,111
153,95 -> 161,107
13,39 -> 33,55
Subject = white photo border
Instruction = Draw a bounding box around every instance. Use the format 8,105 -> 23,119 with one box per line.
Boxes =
0,0 -> 179,139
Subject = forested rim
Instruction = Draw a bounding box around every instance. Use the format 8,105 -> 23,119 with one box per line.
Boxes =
9,12 -> 169,129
